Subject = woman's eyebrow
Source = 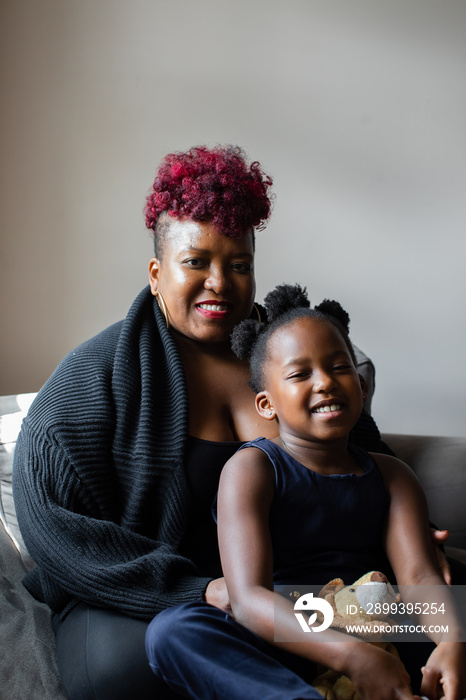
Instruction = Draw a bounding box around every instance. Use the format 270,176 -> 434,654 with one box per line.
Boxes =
179,247 -> 253,258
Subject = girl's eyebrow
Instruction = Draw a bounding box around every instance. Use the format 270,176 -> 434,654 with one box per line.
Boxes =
282,349 -> 350,368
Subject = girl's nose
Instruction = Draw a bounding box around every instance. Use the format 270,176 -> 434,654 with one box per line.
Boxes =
314,370 -> 336,393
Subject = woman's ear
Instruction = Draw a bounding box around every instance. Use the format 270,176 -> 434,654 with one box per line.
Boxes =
148,258 -> 160,296
256,392 -> 276,421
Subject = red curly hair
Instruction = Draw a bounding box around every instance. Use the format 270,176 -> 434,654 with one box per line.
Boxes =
144,145 -> 273,240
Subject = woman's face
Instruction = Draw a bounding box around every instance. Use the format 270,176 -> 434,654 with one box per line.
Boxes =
148,218 -> 256,345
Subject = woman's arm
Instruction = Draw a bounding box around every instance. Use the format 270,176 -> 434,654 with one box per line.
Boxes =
217,447 -> 415,699
13,421 -> 210,620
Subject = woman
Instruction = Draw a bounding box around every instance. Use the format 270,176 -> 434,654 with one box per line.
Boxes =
12,145 -> 447,700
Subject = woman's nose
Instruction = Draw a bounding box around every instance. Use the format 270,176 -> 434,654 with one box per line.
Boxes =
204,266 -> 230,294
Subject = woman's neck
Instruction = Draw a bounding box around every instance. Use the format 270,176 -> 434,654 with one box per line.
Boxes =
170,328 -> 234,360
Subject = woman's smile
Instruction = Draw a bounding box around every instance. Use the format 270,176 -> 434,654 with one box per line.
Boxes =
195,300 -> 233,318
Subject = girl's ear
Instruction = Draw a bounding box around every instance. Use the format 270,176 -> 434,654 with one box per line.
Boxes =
256,392 -> 276,420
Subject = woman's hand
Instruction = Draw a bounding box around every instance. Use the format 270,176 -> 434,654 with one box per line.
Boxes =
420,642 -> 466,700
431,529 -> 452,585
204,577 -> 232,613
344,643 -> 415,700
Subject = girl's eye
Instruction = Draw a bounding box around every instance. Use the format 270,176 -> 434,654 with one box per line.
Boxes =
334,364 -> 351,371
288,372 -> 309,380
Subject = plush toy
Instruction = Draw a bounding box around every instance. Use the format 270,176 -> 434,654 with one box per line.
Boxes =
309,571 -> 401,700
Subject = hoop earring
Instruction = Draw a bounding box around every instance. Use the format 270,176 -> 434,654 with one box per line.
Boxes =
253,303 -> 262,324
155,291 -> 170,329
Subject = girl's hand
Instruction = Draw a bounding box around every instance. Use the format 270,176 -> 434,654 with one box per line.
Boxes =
431,529 -> 452,585
420,642 -> 466,700
204,577 -> 232,613
345,643 -> 415,700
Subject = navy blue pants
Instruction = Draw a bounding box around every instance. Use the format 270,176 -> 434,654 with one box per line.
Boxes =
146,602 -> 437,699
146,601 -> 325,699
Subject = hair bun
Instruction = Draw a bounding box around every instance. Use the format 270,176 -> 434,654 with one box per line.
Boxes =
231,318 -> 263,360
314,299 -> 350,332
263,283 -> 310,323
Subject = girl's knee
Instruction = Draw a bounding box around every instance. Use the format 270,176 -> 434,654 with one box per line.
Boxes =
146,603 -> 197,659
145,602 -> 219,667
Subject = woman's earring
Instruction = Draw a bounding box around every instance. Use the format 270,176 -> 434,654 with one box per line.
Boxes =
268,411 -> 273,416
254,303 -> 262,324
155,291 -> 170,329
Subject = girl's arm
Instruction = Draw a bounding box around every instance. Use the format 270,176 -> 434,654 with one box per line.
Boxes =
217,447 -> 415,700
375,453 -> 466,699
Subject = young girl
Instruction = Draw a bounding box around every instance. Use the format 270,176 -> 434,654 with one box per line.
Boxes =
215,284 -> 466,700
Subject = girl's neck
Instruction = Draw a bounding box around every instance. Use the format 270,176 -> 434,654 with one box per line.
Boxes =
275,433 -> 363,476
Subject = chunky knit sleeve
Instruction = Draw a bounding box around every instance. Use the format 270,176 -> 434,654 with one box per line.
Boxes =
13,420 -> 209,620
12,288 -> 211,620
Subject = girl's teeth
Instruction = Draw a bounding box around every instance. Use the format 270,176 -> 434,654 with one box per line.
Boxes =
315,404 -> 341,413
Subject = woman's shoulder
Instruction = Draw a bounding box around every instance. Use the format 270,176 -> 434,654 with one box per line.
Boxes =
27,287 -> 157,426
24,321 -> 124,438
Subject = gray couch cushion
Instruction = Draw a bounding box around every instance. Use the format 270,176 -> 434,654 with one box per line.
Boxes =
0,519 -> 66,698
383,433 -> 466,550
0,393 -> 36,569
0,393 -> 67,699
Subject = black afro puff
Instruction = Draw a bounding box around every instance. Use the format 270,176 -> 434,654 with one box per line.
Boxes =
263,283 -> 310,323
230,318 -> 264,361
231,283 -> 355,393
314,299 -> 350,334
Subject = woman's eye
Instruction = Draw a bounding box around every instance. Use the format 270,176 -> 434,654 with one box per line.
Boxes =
232,263 -> 252,273
334,364 -> 351,371
185,258 -> 204,267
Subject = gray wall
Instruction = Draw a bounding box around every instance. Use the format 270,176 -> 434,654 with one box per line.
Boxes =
1,0 -> 465,437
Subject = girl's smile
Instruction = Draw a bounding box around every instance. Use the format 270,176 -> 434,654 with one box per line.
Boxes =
257,316 -> 365,445
311,400 -> 344,416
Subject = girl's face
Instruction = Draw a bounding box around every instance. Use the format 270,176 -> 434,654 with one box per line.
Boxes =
256,316 -> 364,444
149,218 -> 255,345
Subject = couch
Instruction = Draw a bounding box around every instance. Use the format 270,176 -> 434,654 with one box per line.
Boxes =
1,392 -> 466,699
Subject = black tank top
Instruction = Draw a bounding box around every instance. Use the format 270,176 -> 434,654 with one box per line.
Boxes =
180,436 -> 243,577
